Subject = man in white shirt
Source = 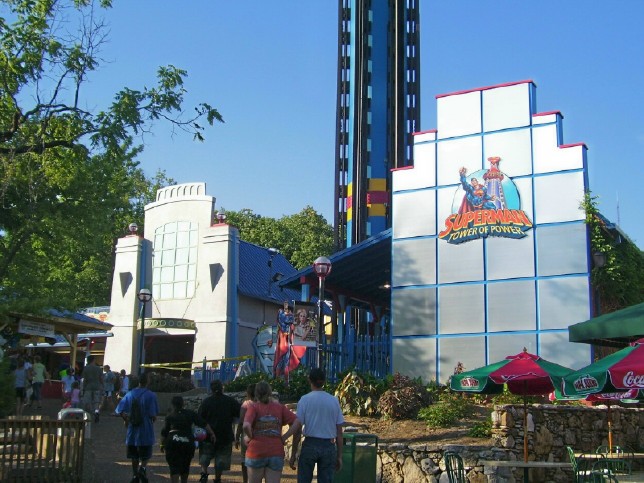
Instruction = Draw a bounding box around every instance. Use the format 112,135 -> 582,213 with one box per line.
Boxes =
285,368 -> 344,483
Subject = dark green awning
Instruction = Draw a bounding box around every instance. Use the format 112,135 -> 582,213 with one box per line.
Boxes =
568,302 -> 644,347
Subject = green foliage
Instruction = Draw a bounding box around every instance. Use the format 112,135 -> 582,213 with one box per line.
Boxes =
377,372 -> 432,420
489,385 -> 539,406
0,0 -> 215,312
418,391 -> 471,428
582,192 -> 644,312
224,371 -> 277,392
223,369 -> 311,402
334,371 -> 381,416
0,358 -> 14,417
468,419 -> 492,438
224,207 -> 334,270
282,368 -> 313,401
135,372 -> 194,393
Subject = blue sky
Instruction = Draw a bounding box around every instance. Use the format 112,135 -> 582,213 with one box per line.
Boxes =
86,1 -> 643,249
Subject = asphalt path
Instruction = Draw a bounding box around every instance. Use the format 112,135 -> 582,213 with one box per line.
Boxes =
32,397 -> 299,482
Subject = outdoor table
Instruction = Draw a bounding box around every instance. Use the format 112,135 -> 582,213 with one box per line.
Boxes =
479,459 -> 571,483
619,471 -> 644,482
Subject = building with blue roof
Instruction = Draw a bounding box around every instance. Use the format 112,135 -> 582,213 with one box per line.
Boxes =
103,182 -> 300,375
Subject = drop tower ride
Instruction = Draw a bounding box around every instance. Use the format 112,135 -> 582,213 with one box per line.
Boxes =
334,0 -> 421,249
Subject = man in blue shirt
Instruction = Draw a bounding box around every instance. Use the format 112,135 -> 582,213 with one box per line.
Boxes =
116,372 -> 159,483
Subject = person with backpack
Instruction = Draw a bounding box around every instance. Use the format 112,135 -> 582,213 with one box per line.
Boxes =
116,373 -> 159,483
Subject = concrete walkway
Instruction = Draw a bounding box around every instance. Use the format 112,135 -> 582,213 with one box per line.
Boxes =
32,397 -> 299,482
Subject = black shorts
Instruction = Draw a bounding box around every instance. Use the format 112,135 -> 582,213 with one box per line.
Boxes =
165,434 -> 195,475
127,445 -> 153,461
15,387 -> 26,399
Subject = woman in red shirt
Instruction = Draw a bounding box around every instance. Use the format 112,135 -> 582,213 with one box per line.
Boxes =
242,381 -> 299,483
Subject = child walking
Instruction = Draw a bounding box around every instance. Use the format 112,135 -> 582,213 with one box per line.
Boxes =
70,381 -> 81,408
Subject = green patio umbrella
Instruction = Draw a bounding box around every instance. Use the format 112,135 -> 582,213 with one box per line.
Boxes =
561,338 -> 644,397
450,348 -> 573,462
562,338 -> 644,450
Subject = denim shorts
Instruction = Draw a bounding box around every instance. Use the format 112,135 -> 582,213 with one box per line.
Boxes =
199,441 -> 232,470
244,456 -> 285,471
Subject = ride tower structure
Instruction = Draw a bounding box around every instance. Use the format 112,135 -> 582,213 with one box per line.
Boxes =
334,0 -> 421,249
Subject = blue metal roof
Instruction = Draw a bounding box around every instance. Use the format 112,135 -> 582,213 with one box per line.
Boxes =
47,308 -> 112,328
280,228 -> 392,309
238,241 -> 301,303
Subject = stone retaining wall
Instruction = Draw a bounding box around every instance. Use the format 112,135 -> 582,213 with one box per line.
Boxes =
178,394 -> 643,482
372,404 -> 643,482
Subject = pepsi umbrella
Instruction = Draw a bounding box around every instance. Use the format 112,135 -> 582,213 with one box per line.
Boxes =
450,348 -> 573,462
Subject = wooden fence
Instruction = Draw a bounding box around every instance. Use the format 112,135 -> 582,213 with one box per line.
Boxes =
0,416 -> 86,482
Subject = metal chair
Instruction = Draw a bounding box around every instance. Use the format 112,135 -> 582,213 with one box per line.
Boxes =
590,459 -> 619,482
596,445 -> 633,475
567,446 -> 595,483
444,451 -> 466,483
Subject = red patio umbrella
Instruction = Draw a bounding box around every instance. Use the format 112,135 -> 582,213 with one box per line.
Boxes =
451,348 -> 573,462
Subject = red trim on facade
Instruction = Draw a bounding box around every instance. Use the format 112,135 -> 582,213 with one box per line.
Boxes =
412,129 -> 437,135
559,142 -> 588,149
391,165 -> 414,172
533,111 -> 562,118
436,80 -> 535,99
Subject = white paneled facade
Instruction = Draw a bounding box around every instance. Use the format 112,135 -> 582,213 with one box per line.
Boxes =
391,81 -> 593,382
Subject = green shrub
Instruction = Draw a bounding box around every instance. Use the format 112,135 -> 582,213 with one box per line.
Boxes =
490,385 -> 539,406
377,372 -> 431,420
224,371 -> 286,395
223,369 -> 313,402
146,372 -> 194,393
468,419 -> 492,438
418,391 -> 471,428
334,371 -> 381,416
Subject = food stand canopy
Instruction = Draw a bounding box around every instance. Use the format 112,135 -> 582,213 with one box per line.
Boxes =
8,310 -> 113,370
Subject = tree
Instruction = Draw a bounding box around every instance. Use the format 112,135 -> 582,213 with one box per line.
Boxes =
224,206 -> 334,270
0,0 -> 221,313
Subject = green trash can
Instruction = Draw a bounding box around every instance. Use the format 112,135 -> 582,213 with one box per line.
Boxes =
335,433 -> 378,483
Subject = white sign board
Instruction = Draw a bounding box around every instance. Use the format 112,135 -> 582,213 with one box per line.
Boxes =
18,320 -> 55,338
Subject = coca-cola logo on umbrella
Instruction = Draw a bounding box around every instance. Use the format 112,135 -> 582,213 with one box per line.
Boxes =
622,371 -> 644,388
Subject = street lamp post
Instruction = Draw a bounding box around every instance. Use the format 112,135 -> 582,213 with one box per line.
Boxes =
137,288 -> 152,376
313,256 -> 332,368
